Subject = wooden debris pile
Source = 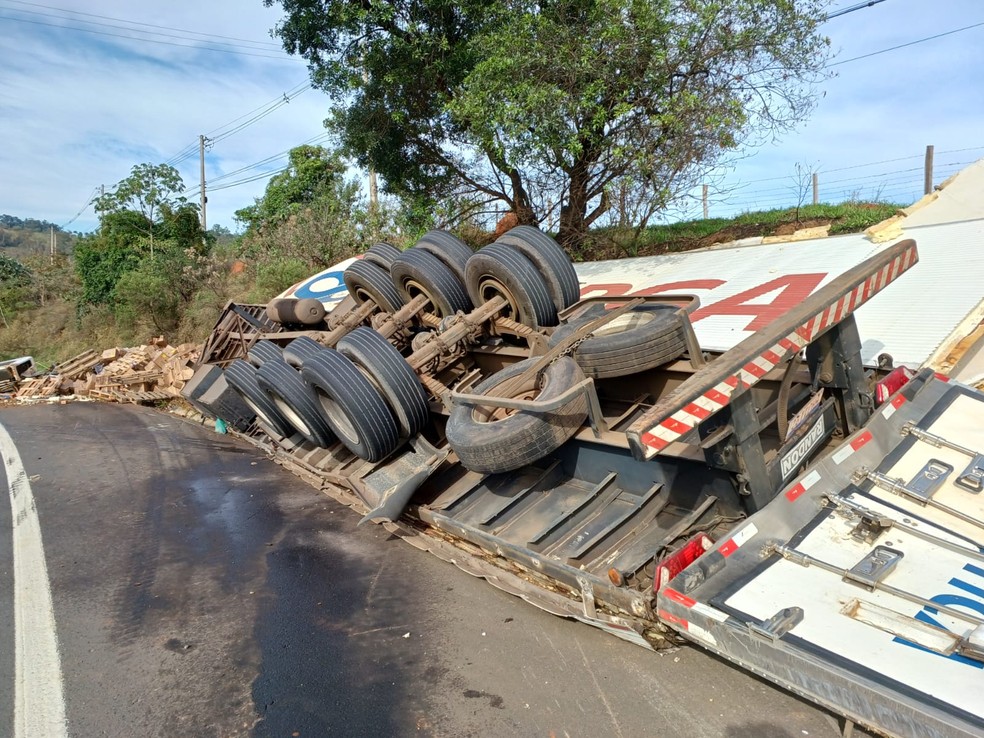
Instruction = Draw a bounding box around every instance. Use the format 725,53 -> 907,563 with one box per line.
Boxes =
14,337 -> 201,405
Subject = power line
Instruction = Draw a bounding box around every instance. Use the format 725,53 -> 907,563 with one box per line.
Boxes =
208,85 -> 312,145
0,0 -> 283,48
0,3 -> 284,54
58,186 -> 100,230
207,133 -> 332,186
828,20 -> 984,67
206,81 -> 311,139
163,82 -> 317,174
0,12 -> 300,61
825,0 -> 888,20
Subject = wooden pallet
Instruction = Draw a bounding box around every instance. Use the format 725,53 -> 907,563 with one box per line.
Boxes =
54,350 -> 101,380
16,375 -> 60,398
88,387 -> 171,405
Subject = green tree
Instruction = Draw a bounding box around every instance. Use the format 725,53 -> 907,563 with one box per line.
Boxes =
234,145 -> 373,271
94,163 -> 191,257
234,145 -> 359,233
266,0 -> 830,246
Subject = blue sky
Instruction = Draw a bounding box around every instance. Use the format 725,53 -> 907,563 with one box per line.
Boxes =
0,0 -> 982,234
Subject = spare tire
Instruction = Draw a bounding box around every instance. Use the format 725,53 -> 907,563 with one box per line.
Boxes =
300,348 -> 400,462
549,305 -> 687,379
495,225 -> 580,312
224,359 -> 296,439
446,357 -> 587,474
256,359 -> 336,448
464,242 -> 557,329
344,258 -> 405,314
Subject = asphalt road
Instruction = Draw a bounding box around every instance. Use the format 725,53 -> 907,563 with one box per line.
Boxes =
0,402 -> 867,738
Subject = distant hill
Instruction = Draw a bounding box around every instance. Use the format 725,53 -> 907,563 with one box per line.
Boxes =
0,214 -> 77,261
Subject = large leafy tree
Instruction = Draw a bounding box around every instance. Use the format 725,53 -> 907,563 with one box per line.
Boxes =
234,145 -> 359,233
77,165 -> 207,317
94,163 -> 190,256
266,0 -> 831,246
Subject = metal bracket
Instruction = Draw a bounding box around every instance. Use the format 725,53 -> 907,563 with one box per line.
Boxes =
451,377 -> 609,435
843,546 -> 904,590
850,511 -> 894,544
906,459 -> 954,501
748,607 -> 804,643
956,455 -> 984,494
578,576 -> 597,618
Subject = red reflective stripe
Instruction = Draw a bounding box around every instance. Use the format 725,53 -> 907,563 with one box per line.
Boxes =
891,394 -> 907,409
762,349 -> 782,365
785,482 -> 807,502
719,539 -> 738,558
743,361 -> 767,378
642,432 -> 670,450
705,388 -> 730,405
934,372 -> 951,383
851,430 -> 873,451
663,589 -> 697,608
657,610 -> 688,629
662,417 -> 693,435
779,337 -> 798,352
723,375 -> 739,388
684,402 -> 711,420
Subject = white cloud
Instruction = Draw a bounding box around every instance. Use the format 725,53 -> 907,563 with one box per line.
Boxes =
0,0 -> 982,231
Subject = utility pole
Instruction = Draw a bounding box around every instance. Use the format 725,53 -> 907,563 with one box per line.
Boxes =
199,135 -> 207,232
923,144 -> 934,195
49,225 -> 55,265
369,169 -> 378,211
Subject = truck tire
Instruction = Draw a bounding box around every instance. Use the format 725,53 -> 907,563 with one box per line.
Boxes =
246,339 -> 284,368
337,327 -> 429,438
282,335 -> 325,368
414,230 -> 473,285
390,247 -> 472,319
344,258 -> 405,314
465,242 -> 557,329
495,225 -> 580,312
256,359 -> 336,448
446,356 -> 587,474
363,242 -> 402,272
549,306 -> 687,379
300,348 -> 400,462
224,359 -> 296,439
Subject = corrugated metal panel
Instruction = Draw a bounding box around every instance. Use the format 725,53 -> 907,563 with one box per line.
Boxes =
574,219 -> 984,368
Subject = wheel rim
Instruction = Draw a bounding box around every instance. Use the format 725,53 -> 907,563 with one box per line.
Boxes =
272,395 -> 312,437
314,388 -> 360,444
240,395 -> 278,429
591,311 -> 655,337
353,286 -> 376,306
402,277 -> 443,318
477,275 -> 520,319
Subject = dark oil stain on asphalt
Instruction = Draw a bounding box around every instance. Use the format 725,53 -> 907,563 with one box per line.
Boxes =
249,504 -> 443,737
462,690 -> 505,709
